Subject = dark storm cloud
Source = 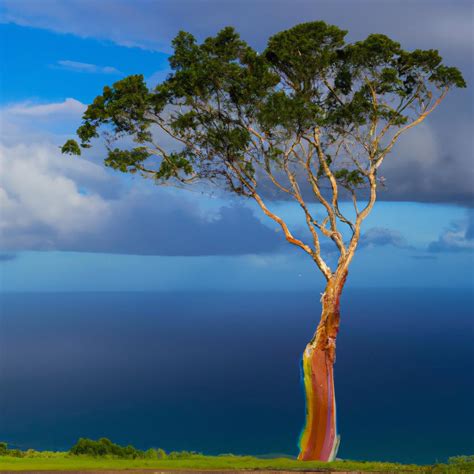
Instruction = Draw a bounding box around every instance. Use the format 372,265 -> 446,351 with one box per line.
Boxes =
61,198 -> 284,256
0,138 -> 283,257
2,0 -> 473,205
3,0 -> 472,54
0,189 -> 283,256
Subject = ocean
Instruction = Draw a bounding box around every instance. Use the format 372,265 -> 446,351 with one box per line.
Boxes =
0,289 -> 472,464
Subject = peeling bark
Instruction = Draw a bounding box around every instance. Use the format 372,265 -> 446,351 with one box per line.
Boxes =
298,272 -> 347,461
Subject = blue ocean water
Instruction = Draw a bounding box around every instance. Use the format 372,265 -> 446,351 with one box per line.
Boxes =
0,289 -> 472,464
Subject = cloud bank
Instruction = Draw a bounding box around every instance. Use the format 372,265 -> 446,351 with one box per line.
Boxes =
2,0 -> 472,54
0,141 -> 282,255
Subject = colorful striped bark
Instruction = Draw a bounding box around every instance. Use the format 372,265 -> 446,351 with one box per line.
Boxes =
298,272 -> 346,461
298,345 -> 339,461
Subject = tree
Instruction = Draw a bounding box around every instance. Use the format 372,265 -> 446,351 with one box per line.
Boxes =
63,22 -> 465,461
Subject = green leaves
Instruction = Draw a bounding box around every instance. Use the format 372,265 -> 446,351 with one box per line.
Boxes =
155,152 -> 194,179
77,122 -> 99,145
169,31 -> 201,70
258,91 -> 323,135
78,75 -> 151,147
166,26 -> 277,112
201,26 -> 248,61
346,34 -> 401,68
333,169 -> 365,188
206,125 -> 251,160
61,21 -> 465,197
430,65 -> 467,88
104,147 -> 150,172
265,22 -> 347,93
61,139 -> 81,156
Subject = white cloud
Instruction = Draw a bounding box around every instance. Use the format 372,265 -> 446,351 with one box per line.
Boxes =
359,227 -> 410,250
429,212 -> 474,253
0,141 -> 110,248
0,140 -> 282,254
4,98 -> 86,118
56,60 -> 121,75
0,98 -> 281,255
432,229 -> 474,252
0,98 -> 87,147
0,100 -> 120,245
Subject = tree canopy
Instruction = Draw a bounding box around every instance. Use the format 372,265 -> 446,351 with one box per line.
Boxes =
63,21 -> 465,280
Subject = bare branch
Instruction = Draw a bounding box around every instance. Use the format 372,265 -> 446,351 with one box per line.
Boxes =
252,192 -> 332,280
374,88 -> 448,169
311,131 -> 353,240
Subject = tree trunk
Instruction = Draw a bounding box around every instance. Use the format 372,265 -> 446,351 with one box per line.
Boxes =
298,271 -> 347,461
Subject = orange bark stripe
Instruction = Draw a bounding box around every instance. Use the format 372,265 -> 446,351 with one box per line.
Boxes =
311,348 -> 329,456
299,347 -> 337,461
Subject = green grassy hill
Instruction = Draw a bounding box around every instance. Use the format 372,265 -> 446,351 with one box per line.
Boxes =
0,439 -> 472,472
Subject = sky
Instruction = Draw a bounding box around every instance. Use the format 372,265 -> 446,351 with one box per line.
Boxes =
0,0 -> 473,292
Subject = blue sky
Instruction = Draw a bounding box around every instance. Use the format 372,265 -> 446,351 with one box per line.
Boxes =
1,23 -> 168,103
0,0 -> 473,291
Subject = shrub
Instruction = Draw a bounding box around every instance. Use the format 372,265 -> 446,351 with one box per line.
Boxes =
144,448 -> 167,459
0,443 -> 26,458
448,455 -> 474,465
10,449 -> 23,458
69,438 -> 147,459
0,442 -> 8,456
156,448 -> 167,459
144,448 -> 157,459
71,437 -> 122,457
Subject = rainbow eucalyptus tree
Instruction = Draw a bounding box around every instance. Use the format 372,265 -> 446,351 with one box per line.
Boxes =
63,22 -> 465,461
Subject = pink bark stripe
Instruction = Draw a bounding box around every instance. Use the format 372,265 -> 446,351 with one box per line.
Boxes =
320,357 -> 336,460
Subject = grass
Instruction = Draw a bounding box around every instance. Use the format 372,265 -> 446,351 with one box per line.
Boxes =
1,453 -> 473,472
